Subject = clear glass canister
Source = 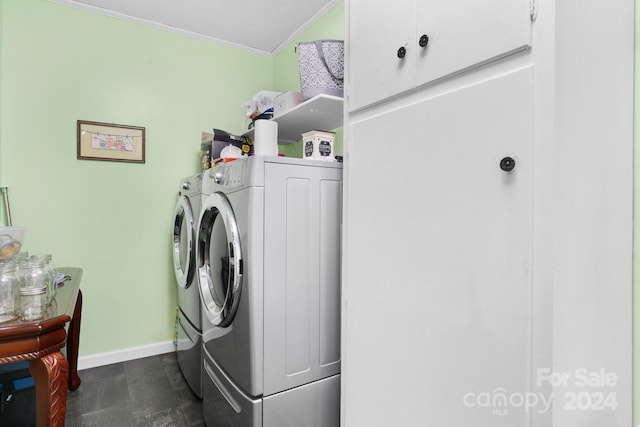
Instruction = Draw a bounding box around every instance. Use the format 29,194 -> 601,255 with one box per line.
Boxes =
20,286 -> 47,321
19,258 -> 51,291
0,261 -> 19,323
30,254 -> 56,304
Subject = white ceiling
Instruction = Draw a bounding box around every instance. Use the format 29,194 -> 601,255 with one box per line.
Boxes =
50,0 -> 339,55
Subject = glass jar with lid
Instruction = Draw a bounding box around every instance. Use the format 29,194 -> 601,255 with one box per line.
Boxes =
20,286 -> 47,321
18,258 -> 51,290
30,254 -> 56,304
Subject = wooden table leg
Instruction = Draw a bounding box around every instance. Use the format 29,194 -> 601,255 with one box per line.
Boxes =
67,289 -> 82,390
30,351 -> 69,427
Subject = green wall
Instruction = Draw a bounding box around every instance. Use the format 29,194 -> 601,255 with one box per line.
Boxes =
0,0 -> 344,360
0,0 -> 274,357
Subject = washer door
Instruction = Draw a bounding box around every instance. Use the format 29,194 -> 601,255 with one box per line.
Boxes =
173,195 -> 195,289
197,192 -> 243,327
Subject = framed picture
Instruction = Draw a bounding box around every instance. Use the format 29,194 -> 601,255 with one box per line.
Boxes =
77,120 -> 146,163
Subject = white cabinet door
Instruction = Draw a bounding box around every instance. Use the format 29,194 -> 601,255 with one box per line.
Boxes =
348,0 -> 415,111
347,0 -> 532,112
343,68 -> 533,426
416,0 -> 531,87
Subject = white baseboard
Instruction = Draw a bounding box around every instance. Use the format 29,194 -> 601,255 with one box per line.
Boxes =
77,341 -> 174,371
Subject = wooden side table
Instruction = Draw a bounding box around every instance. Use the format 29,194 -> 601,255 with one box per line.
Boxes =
0,267 -> 83,426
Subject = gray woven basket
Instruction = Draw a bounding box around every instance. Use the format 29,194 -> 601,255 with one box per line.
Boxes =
297,40 -> 344,99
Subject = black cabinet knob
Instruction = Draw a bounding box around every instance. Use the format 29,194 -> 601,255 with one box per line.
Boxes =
397,46 -> 406,59
419,34 -> 429,48
500,157 -> 516,172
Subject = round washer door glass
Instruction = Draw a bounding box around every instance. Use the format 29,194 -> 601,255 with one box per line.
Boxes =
197,192 -> 243,327
173,195 -> 195,289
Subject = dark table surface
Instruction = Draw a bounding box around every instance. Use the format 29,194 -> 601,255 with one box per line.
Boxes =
0,267 -> 82,356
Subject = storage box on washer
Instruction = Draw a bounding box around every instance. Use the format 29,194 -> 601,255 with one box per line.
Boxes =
302,130 -> 335,161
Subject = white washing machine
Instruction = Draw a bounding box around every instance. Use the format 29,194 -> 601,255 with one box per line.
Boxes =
172,174 -> 203,398
197,156 -> 342,427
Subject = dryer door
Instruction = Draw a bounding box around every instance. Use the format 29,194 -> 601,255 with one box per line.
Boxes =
197,192 -> 243,327
173,195 -> 195,289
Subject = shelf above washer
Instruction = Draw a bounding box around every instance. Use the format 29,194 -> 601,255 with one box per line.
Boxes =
244,94 -> 343,144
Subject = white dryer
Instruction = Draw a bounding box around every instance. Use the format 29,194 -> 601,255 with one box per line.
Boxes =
172,174 -> 203,398
197,156 -> 342,427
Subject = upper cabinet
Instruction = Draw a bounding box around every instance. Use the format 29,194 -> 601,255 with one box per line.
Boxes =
348,0 -> 533,111
348,0 -> 416,111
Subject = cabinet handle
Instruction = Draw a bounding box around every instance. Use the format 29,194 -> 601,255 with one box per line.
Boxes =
397,47 -> 406,59
419,34 -> 429,48
500,157 -> 516,172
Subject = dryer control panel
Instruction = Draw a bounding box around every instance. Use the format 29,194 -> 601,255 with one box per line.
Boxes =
203,156 -> 342,195
205,158 -> 250,193
223,160 -> 248,188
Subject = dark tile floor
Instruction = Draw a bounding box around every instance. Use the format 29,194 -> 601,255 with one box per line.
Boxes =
65,352 -> 204,427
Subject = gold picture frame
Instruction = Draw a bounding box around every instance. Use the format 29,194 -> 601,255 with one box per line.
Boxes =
77,120 -> 146,163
